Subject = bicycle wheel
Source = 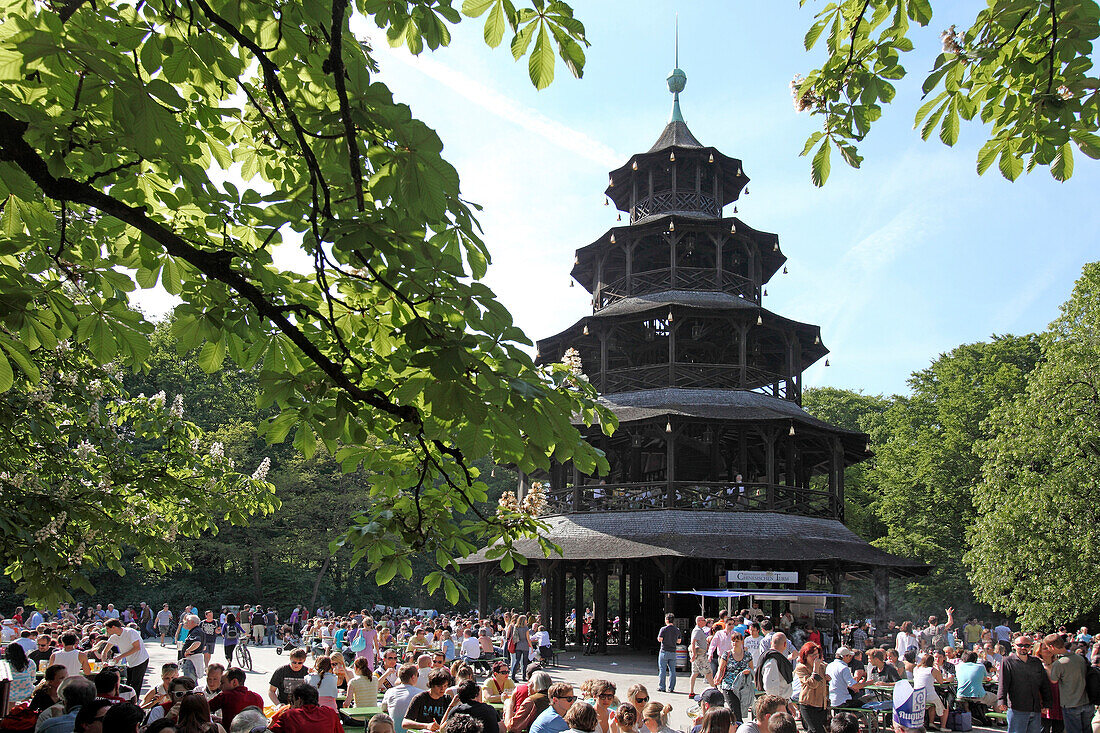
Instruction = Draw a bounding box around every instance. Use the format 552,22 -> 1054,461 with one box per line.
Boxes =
236,643 -> 253,671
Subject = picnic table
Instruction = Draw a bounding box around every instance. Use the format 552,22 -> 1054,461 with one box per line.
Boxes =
344,702 -> 504,721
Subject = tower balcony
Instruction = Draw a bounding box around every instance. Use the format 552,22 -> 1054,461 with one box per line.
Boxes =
543,481 -> 838,519
632,189 -> 720,222
602,363 -> 792,399
596,267 -> 758,309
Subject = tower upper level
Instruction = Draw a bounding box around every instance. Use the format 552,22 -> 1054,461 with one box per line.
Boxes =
605,62 -> 748,223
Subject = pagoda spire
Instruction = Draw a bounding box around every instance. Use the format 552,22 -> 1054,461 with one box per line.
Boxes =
667,15 -> 687,123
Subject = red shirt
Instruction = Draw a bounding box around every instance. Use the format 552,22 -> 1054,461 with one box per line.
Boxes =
269,704 -> 344,733
210,685 -> 265,730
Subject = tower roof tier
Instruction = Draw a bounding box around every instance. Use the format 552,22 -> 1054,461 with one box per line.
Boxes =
536,294 -> 828,370
570,215 -> 785,295
605,145 -> 748,217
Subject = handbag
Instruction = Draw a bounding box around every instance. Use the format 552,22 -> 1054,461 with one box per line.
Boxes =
507,629 -> 516,654
948,710 -> 972,731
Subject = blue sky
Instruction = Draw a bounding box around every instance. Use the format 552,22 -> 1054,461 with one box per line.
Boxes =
347,1 -> 1100,397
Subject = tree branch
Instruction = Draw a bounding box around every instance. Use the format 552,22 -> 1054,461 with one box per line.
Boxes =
842,0 -> 873,77
0,110 -> 419,430
1047,0 -> 1057,94
325,0 -> 365,212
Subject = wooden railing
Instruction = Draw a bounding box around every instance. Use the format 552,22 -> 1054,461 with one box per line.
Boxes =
632,191 -> 721,220
602,363 -> 790,397
544,482 -> 836,518
595,269 -> 756,308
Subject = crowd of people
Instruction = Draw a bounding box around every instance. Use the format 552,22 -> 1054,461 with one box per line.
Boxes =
664,606 -> 1100,733
3,603 -> 1100,733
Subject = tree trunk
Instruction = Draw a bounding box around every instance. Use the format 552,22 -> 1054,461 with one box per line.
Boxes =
309,555 -> 333,614
251,548 -> 263,598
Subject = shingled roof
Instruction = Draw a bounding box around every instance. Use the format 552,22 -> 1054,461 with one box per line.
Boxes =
592,388 -> 861,434
458,510 -> 925,572
649,120 -> 704,151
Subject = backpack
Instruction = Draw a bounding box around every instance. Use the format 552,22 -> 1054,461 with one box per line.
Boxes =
225,624 -> 239,640
1086,664 -> 1100,705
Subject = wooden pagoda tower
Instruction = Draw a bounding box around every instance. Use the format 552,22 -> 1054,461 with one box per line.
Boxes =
460,60 -> 922,651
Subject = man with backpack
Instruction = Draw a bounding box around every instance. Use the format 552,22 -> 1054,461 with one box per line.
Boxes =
1047,634 -> 1094,733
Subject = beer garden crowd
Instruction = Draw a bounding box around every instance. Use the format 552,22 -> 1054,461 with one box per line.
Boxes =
2,601 -> 1098,733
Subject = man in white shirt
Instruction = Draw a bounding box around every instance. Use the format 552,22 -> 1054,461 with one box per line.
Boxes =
744,623 -> 765,667
382,665 -> 421,733
460,629 -> 482,662
825,647 -> 868,708
757,632 -> 795,700
105,618 -> 151,697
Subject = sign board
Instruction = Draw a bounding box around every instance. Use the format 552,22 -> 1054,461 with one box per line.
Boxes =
892,680 -> 926,729
725,570 -> 798,584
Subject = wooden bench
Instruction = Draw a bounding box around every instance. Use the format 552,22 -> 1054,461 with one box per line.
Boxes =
832,706 -> 882,733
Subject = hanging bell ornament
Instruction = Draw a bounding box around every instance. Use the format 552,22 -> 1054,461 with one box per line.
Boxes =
708,153 -> 714,163
632,161 -> 638,171
610,233 -> 616,244
667,310 -> 674,322
783,266 -> 789,274
730,223 -> 737,234
665,421 -> 673,433
733,206 -> 738,214
763,288 -> 768,296
825,359 -> 830,366
669,220 -> 675,232
756,314 -> 763,326
773,242 -> 779,252
744,187 -> 750,195
617,214 -> 622,221
583,325 -> 590,335
609,176 -> 614,187
789,424 -> 796,436
569,279 -> 574,287
670,152 -> 676,162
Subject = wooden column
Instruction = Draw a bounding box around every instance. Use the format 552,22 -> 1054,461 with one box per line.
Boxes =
537,560 -> 554,631
595,563 -> 608,654
572,463 -> 581,512
625,241 -> 634,296
716,234 -> 724,289
574,562 -> 585,649
478,565 -> 489,618
836,443 -> 846,522
599,330 -> 609,393
554,562 -> 567,644
665,424 -> 676,508
765,429 -> 776,509
669,231 -> 677,289
738,323 -> 748,386
668,318 -> 677,386
629,561 -> 642,649
618,564 -> 627,646
873,567 -> 890,635
522,563 -> 532,613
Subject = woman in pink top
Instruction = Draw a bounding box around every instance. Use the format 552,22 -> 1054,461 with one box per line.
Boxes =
357,617 -> 378,671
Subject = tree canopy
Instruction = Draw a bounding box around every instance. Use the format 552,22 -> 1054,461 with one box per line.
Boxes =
0,338 -> 277,606
868,334 -> 1042,611
0,0 -> 610,603
796,0 -> 1100,185
966,263 -> 1100,627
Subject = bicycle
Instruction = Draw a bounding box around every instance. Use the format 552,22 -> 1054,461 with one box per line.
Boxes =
234,636 -> 253,671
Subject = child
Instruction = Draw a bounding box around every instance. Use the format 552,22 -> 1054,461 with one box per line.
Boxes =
141,662 -> 180,708
308,654 -> 340,711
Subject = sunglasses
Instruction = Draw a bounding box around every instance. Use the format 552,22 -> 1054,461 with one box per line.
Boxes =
555,695 -> 578,702
599,693 -> 616,700
635,697 -> 649,703
171,690 -> 189,698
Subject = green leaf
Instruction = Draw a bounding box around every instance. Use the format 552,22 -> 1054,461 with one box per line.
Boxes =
1,195 -> 23,236
510,21 -> 535,61
197,338 -> 226,372
461,0 -> 495,17
1073,132 -> 1100,160
800,131 -> 824,157
0,349 -> 12,392
939,99 -> 959,146
1051,143 -> 1074,181
484,1 -> 506,47
907,0 -> 932,25
804,20 -> 827,50
976,139 -> 1002,175
528,22 -> 554,90
811,138 -> 831,187
998,149 -> 1023,181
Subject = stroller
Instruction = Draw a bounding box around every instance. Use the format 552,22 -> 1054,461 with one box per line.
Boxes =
274,625 -> 302,655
